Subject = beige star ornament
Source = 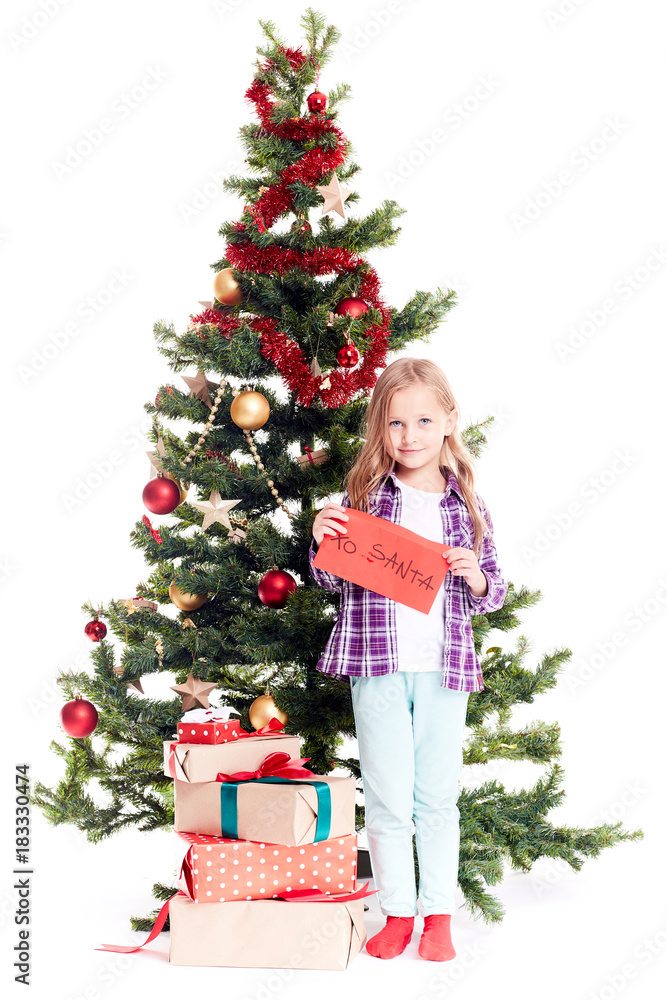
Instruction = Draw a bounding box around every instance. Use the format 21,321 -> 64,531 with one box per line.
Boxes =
112,663 -> 144,693
316,171 -> 352,219
119,598 -> 158,613
190,490 -> 241,530
182,370 -> 218,409
170,672 -> 216,712
146,436 -> 167,478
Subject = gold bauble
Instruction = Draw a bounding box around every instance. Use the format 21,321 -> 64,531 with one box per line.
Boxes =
230,391 -> 270,430
169,582 -> 208,611
167,474 -> 188,505
248,693 -> 288,731
213,267 -> 243,306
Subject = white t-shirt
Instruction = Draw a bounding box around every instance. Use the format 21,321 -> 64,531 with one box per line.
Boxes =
394,478 -> 446,672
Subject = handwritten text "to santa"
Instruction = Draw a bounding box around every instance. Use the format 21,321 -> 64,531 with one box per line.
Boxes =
331,534 -> 437,591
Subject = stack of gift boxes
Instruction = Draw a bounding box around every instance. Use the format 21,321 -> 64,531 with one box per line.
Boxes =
163,710 -> 368,969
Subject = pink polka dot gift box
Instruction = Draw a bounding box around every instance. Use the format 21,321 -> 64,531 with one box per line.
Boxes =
176,830 -> 358,902
177,719 -> 243,745
176,706 -> 243,745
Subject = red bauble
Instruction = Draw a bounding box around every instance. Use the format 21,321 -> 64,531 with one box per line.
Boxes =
258,569 -> 298,608
60,697 -> 99,738
334,297 -> 369,319
337,343 -> 360,368
84,618 -> 107,642
291,218 -> 312,235
307,90 -> 327,114
142,476 -> 181,515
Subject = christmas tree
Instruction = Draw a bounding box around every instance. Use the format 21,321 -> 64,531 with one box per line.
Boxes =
34,9 -> 641,928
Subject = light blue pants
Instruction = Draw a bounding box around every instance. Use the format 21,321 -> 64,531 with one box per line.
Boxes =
349,671 -> 469,917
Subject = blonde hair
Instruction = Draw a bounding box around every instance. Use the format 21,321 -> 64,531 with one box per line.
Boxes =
343,357 -> 489,558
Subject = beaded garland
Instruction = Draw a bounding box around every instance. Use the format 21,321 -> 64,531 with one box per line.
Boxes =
179,376 -> 295,522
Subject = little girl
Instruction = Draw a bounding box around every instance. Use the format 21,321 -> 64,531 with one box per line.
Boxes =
309,357 -> 507,962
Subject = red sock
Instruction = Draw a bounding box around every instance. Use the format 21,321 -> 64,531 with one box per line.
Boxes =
366,916 -> 415,959
418,914 -> 456,961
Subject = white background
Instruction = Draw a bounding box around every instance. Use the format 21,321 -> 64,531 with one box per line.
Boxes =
2,1 -> 665,998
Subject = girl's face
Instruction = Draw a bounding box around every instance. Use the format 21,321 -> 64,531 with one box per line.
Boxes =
385,384 -> 458,482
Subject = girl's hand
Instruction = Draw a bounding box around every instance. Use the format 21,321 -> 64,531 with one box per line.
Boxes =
444,546 -> 488,598
312,503 -> 349,546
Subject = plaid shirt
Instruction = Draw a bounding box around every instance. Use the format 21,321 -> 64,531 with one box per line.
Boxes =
308,468 -> 507,692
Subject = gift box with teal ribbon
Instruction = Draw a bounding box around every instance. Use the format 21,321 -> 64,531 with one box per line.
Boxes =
173,751 -> 356,845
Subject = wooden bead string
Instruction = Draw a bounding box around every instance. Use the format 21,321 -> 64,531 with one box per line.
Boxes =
183,377 -> 232,468
178,374 -> 294,520
242,427 -> 296,522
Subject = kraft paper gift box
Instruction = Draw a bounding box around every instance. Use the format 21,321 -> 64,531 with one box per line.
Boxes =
296,447 -> 327,467
173,772 -> 356,844
176,830 -> 358,902
176,718 -> 243,745
168,893 -> 366,969
163,733 -> 301,783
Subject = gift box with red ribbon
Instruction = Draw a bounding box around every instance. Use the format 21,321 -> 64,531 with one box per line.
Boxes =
168,891 -> 366,969
177,830 -> 358,902
173,751 -> 356,845
296,446 -> 327,467
164,732 -> 301,784
98,884 -> 374,970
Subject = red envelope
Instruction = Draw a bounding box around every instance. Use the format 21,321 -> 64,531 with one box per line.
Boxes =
313,508 -> 450,613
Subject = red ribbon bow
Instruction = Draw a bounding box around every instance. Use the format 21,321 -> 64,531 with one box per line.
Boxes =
236,717 -> 286,737
141,514 -> 163,544
304,445 -> 314,464
216,751 -> 314,782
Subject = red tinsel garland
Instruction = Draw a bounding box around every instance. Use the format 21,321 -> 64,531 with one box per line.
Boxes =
188,308 -> 238,339
205,44 -> 391,408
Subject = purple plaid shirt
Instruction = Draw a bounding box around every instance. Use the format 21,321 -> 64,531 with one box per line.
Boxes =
308,468 -> 507,692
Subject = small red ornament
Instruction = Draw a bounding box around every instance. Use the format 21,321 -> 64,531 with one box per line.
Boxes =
258,569 -> 298,608
155,387 -> 174,408
142,475 -> 181,515
291,217 -> 312,235
337,343 -> 360,368
334,297 -> 369,319
307,90 -> 327,114
60,697 -> 99,738
84,618 -> 107,642
244,205 -> 266,233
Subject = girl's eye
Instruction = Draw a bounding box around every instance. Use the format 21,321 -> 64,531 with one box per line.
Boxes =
389,418 -> 431,427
